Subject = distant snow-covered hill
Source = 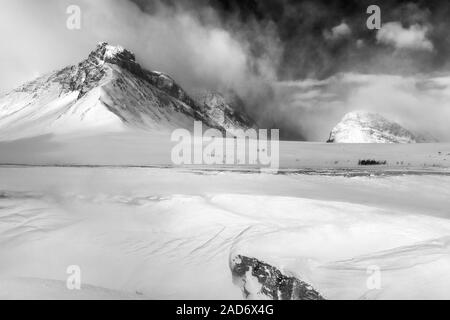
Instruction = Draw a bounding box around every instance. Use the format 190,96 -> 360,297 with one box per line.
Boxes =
0,42 -> 255,140
327,111 -> 432,143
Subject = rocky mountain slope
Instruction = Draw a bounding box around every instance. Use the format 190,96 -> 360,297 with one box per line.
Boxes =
327,111 -> 429,143
194,91 -> 255,132
0,42 -> 255,140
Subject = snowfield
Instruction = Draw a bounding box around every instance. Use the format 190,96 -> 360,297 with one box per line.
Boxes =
1,163 -> 450,299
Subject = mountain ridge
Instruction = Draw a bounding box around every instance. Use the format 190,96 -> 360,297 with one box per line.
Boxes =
0,42 -> 255,140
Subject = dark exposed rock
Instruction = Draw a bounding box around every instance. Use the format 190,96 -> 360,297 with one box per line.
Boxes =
194,91 -> 256,131
50,42 -> 198,107
88,42 -> 198,107
358,159 -> 387,166
231,255 -> 325,300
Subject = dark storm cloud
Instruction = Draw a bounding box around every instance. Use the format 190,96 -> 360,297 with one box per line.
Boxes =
132,0 -> 450,79
127,0 -> 450,140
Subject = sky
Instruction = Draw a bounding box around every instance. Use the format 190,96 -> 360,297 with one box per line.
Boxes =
0,0 -> 449,141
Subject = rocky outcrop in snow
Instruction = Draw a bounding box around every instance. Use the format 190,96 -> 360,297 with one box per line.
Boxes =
230,255 -> 324,300
327,111 -> 428,143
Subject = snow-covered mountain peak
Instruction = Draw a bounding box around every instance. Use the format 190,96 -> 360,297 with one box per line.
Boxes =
327,111 -> 419,143
91,42 -> 136,64
0,43 -> 256,139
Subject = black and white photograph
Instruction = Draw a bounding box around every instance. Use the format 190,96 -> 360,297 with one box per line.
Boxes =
0,0 -> 450,306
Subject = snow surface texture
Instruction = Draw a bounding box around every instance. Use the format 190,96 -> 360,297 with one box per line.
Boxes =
0,167 -> 450,299
0,42 -> 254,140
327,111 -> 430,143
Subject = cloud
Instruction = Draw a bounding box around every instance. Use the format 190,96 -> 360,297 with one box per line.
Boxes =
0,0 -> 281,95
270,73 -> 450,141
376,22 -> 433,51
324,22 -> 351,41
